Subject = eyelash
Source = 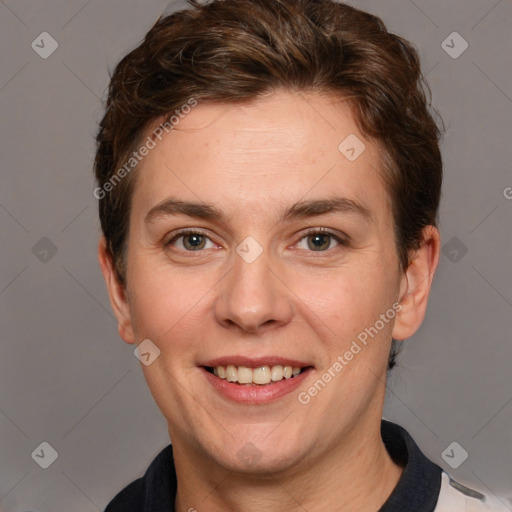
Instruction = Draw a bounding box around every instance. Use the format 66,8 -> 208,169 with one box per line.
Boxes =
164,227 -> 348,255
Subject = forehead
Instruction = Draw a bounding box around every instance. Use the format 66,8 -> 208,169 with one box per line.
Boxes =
131,90 -> 390,226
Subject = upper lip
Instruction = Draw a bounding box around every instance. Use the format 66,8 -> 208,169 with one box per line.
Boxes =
199,356 -> 313,368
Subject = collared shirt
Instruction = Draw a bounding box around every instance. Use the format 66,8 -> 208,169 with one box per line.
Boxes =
104,420 -> 509,511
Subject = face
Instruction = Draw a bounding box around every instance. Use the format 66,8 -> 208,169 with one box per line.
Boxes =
100,90 -> 438,476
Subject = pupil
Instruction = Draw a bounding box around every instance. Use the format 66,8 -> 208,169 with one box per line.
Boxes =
185,234 -> 204,250
309,234 -> 329,251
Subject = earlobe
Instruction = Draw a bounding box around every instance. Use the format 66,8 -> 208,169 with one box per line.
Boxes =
97,237 -> 136,344
392,226 -> 440,341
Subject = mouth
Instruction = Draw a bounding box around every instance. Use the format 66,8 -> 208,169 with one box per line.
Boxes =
204,364 -> 312,385
199,359 -> 314,404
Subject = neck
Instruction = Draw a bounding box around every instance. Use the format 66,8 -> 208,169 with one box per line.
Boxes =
173,419 -> 404,512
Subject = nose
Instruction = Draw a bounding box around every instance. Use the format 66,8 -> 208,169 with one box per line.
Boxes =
214,244 -> 294,334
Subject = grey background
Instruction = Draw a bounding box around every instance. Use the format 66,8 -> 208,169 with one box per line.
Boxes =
0,0 -> 511,510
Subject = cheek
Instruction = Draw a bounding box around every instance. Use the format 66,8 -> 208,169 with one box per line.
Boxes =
293,259 -> 399,345
127,259 -> 211,344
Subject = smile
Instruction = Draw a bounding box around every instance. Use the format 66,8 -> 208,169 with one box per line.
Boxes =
201,360 -> 314,404
206,364 -> 306,385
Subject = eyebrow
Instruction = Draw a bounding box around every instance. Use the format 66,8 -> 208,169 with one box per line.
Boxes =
144,196 -> 372,225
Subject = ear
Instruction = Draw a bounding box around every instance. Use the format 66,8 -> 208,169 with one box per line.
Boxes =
392,225 -> 440,340
98,237 -> 136,344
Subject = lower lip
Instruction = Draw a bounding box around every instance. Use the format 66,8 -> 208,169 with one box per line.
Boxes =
201,367 -> 313,404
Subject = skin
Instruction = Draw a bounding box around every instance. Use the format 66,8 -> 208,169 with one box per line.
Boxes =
99,89 -> 440,512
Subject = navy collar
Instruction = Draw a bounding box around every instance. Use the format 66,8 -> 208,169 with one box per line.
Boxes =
105,420 -> 442,511
378,419 -> 442,511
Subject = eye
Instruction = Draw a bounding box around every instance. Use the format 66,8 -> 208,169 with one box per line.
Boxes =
165,229 -> 216,251
295,228 -> 347,252
165,228 -> 348,254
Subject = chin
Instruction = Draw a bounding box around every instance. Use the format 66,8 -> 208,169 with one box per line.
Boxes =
204,435 -> 309,477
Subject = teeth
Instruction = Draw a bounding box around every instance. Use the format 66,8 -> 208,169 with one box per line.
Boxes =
252,366 -> 270,384
237,366 -> 253,384
210,364 -> 303,385
226,364 -> 237,382
271,365 -> 284,381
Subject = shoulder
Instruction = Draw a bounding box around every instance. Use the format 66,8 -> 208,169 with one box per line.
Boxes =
434,471 -> 511,512
380,419 -> 511,512
104,444 -> 175,512
104,478 -> 144,512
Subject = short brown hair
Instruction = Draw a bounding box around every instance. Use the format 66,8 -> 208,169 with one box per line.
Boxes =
94,0 -> 443,370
